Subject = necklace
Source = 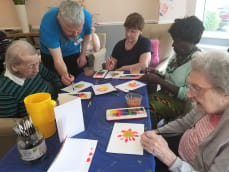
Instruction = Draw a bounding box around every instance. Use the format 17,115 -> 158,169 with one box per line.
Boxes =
166,47 -> 198,74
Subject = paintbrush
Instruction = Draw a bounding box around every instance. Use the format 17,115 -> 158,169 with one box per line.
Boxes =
68,73 -> 74,91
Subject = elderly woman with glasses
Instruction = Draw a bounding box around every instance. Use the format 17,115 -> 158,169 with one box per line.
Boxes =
141,50 -> 229,172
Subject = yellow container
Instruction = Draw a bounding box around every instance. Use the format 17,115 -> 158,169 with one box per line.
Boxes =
24,93 -> 56,138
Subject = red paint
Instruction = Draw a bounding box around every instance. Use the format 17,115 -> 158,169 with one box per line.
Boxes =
86,157 -> 91,162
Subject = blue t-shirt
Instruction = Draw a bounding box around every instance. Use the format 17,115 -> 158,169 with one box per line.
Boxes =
39,7 -> 92,57
112,35 -> 152,68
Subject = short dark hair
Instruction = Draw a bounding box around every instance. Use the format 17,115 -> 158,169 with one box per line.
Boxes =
168,16 -> 204,44
124,12 -> 144,30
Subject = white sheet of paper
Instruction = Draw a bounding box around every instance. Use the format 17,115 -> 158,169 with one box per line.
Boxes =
92,83 -> 116,95
115,80 -> 146,92
54,98 -> 85,142
61,81 -> 93,93
105,71 -> 124,79
58,93 -> 78,105
58,92 -> 92,102
106,122 -> 144,155
48,138 -> 98,172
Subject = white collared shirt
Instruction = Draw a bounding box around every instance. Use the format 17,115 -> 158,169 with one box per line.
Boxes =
4,68 -> 25,86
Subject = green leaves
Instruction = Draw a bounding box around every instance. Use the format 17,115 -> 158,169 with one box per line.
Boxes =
12,0 -> 26,5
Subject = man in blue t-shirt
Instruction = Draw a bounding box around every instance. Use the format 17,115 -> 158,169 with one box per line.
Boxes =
39,0 -> 92,85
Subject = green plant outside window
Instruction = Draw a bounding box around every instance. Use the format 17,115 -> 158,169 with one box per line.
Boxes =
12,0 -> 26,5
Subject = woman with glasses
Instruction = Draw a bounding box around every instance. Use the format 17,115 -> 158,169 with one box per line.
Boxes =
141,16 -> 204,127
141,50 -> 229,172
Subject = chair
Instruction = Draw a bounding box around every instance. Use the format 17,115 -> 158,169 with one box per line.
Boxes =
92,33 -> 106,71
142,23 -> 174,73
0,118 -> 22,159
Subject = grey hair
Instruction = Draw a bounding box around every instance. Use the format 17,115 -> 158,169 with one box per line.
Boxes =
58,0 -> 84,26
5,40 -> 37,73
191,50 -> 229,94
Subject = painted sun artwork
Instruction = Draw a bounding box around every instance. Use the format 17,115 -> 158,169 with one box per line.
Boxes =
115,80 -> 146,93
96,85 -> 109,92
117,128 -> 139,143
128,82 -> 139,88
61,81 -> 93,93
105,71 -> 124,79
92,83 -> 116,95
106,122 -> 144,155
75,84 -> 84,88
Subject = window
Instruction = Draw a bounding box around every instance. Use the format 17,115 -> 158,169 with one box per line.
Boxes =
196,0 -> 229,49
196,0 -> 229,32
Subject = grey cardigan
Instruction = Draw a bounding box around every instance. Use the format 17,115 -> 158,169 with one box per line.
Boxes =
158,107 -> 229,172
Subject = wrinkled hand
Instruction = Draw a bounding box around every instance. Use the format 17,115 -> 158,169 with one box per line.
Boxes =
77,55 -> 87,68
141,131 -> 177,167
140,73 -> 161,83
61,73 -> 74,86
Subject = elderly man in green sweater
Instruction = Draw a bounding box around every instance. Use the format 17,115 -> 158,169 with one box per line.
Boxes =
0,40 -> 65,117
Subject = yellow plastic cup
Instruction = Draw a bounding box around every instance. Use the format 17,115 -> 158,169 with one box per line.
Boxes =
24,93 -> 56,138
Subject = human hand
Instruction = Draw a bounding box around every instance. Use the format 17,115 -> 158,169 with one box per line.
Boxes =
144,67 -> 156,74
77,55 -> 87,68
141,131 -> 177,167
105,57 -> 116,71
116,66 -> 126,71
140,73 -> 161,83
61,73 -> 74,86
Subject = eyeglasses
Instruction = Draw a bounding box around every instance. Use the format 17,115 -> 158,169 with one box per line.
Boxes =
187,84 -> 215,97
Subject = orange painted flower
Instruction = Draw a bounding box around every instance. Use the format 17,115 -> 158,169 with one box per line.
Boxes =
117,128 -> 139,143
97,85 -> 109,92
97,87 -> 108,92
128,82 -> 139,88
75,84 -> 84,88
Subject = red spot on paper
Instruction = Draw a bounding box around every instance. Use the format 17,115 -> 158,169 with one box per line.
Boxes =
89,152 -> 93,156
86,157 -> 91,162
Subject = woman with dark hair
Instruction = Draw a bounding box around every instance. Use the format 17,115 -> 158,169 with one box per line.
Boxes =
141,16 -> 204,127
105,12 -> 152,71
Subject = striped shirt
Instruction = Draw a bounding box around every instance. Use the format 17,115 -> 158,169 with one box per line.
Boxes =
0,64 -> 63,117
178,114 -> 222,166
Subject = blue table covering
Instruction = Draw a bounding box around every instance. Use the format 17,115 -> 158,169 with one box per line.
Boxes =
0,73 -> 155,172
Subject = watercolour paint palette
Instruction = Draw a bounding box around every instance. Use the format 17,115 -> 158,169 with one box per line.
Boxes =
92,83 -> 116,95
119,74 -> 144,80
106,122 -> 144,155
105,71 -> 124,79
61,81 -> 93,93
106,107 -> 147,121
115,80 -> 146,92
93,70 -> 108,79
